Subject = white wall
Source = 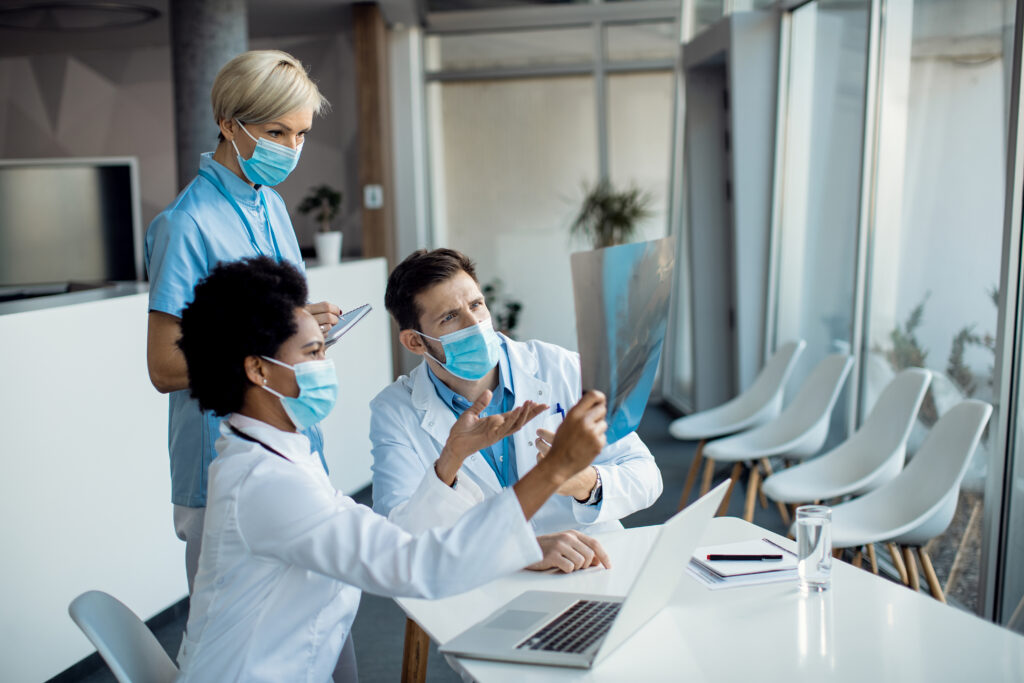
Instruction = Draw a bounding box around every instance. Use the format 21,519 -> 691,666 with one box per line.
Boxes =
0,260 -> 390,682
430,71 -> 673,353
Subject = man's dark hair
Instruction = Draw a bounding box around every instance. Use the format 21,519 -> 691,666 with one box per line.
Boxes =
178,256 -> 308,416
385,248 -> 478,331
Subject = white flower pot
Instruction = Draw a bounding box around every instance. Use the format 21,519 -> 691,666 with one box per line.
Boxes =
314,231 -> 343,265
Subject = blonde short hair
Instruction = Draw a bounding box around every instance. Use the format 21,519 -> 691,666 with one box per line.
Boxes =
211,50 -> 329,127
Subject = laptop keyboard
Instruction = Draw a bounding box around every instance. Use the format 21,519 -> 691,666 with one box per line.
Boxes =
517,600 -> 621,654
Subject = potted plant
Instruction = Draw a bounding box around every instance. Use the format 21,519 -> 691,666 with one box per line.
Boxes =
297,184 -> 343,265
570,179 -> 653,249
482,278 -> 523,338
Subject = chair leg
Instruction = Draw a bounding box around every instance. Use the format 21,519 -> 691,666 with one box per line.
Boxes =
851,548 -> 863,568
866,543 -> 878,575
743,464 -> 761,522
700,457 -> 715,496
401,618 -> 430,683
902,546 -> 920,592
717,462 -> 743,516
678,439 -> 706,511
917,547 -> 946,604
757,458 -> 775,510
887,543 -> 909,585
945,499 -> 982,596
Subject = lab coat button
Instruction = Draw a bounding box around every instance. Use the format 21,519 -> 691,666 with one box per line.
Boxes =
528,441 -> 533,447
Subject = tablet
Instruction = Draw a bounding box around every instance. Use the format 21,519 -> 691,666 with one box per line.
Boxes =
324,303 -> 371,348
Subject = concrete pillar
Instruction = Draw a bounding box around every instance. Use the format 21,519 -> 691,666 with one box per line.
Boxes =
169,0 -> 248,191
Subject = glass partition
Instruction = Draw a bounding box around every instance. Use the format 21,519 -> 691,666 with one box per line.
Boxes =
862,0 -> 1014,615
772,0 -> 871,448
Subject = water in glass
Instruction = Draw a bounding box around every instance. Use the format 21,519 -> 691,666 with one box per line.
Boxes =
797,506 -> 832,593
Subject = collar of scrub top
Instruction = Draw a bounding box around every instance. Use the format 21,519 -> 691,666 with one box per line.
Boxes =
196,155 -> 284,261
425,336 -> 518,487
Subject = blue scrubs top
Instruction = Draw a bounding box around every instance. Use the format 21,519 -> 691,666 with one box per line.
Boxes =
426,340 -> 518,487
145,153 -> 324,507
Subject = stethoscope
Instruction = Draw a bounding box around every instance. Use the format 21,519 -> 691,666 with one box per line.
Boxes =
230,425 -> 292,462
197,169 -> 284,261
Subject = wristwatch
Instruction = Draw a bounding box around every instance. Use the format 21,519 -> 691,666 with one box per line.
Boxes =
584,467 -> 603,506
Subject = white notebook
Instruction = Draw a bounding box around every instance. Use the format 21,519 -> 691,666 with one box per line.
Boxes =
688,538 -> 798,590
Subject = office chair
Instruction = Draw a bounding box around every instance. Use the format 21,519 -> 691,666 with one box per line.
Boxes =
669,339 -> 805,510
762,368 -> 931,504
68,590 -> 178,683
828,400 -> 992,602
701,353 -> 854,523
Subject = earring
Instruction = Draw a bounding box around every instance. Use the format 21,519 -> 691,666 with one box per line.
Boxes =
262,377 -> 267,385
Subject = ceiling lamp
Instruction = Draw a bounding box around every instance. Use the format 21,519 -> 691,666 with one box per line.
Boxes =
0,2 -> 161,31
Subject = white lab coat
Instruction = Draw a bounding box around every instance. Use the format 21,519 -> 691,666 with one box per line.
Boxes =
370,336 -> 663,536
177,414 -> 541,683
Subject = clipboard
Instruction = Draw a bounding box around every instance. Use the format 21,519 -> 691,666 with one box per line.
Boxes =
324,303 -> 371,348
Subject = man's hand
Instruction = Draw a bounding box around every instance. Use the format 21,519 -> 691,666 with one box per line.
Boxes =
526,530 -> 611,573
535,428 -> 598,501
306,301 -> 341,337
434,391 -> 547,485
511,391 -> 607,521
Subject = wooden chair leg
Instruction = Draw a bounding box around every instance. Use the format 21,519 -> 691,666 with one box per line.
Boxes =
700,457 -> 715,496
717,462 -> 743,516
401,618 -> 430,683
678,439 -> 706,511
743,464 -> 761,522
887,543 -> 909,585
866,543 -> 878,575
917,547 -> 946,603
851,548 -> 863,568
902,546 -> 920,592
757,458 -> 773,509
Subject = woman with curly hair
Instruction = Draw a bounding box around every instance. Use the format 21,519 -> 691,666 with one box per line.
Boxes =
174,256 -> 609,681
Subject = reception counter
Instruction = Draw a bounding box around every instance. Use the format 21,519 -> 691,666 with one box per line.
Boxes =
0,259 -> 393,682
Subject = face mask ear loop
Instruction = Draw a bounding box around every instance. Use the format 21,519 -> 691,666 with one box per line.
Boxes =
415,331 -> 448,369
236,119 -> 260,143
258,355 -> 294,398
261,383 -> 287,400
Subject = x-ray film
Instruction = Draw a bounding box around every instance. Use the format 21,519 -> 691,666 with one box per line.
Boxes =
571,237 -> 675,444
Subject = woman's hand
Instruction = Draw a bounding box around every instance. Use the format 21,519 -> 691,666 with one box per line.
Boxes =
535,428 -> 599,501
306,301 -> 341,337
512,391 -> 607,521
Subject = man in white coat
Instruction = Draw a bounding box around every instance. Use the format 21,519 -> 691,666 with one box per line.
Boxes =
371,248 -> 664,572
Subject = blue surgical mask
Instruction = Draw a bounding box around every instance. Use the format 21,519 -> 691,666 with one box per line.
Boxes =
232,120 -> 302,186
260,356 -> 337,430
418,319 -> 501,381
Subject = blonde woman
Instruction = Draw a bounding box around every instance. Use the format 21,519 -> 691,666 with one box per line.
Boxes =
144,50 -> 341,595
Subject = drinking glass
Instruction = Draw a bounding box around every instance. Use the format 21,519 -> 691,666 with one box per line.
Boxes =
796,505 -> 832,592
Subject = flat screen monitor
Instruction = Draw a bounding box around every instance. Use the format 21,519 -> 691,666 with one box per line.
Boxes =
0,157 -> 142,287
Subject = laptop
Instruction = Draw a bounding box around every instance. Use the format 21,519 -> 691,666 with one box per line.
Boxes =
440,481 -> 729,669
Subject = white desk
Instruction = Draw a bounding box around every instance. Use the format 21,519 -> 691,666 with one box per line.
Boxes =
0,259 -> 393,682
397,517 -> 1024,682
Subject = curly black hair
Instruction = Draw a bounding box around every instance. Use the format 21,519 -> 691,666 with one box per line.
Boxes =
178,256 -> 308,416
385,248 -> 478,331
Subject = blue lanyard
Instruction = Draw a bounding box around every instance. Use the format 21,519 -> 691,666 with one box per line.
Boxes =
197,169 -> 284,261
441,381 -> 515,487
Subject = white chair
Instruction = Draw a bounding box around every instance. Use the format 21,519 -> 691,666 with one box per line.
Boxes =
827,399 -> 992,603
701,353 -> 854,522
68,590 -> 179,683
669,339 -> 805,509
761,367 -> 931,504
